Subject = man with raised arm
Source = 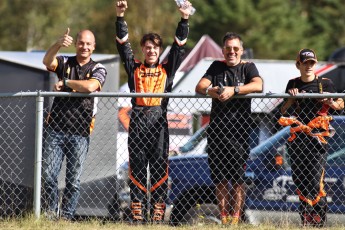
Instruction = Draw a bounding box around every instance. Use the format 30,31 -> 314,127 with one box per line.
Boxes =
42,28 -> 107,220
115,0 -> 192,223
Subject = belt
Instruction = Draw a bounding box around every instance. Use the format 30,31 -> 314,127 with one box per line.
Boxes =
133,106 -> 161,110
132,106 -> 162,115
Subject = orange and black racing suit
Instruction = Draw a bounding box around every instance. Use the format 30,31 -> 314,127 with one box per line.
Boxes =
116,16 -> 189,221
280,76 -> 337,226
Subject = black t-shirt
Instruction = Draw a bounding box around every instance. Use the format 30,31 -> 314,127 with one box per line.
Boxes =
203,60 -> 260,119
48,56 -> 107,137
203,60 -> 260,156
284,76 -> 337,124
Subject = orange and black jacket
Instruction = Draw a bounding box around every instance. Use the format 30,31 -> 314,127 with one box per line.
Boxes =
115,17 -> 189,110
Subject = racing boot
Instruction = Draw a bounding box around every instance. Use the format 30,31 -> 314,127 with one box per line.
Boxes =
312,197 -> 327,227
299,201 -> 313,227
152,202 -> 166,223
131,201 -> 144,224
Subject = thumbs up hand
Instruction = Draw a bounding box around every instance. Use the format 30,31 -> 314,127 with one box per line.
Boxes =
57,27 -> 73,48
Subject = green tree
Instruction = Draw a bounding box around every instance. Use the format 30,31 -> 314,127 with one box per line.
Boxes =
0,0 -> 344,65
0,0 -> 29,50
186,0 -> 345,61
27,0 -> 102,52
300,0 -> 345,60
190,0 -> 259,48
0,0 -> 101,51
247,0 -> 310,60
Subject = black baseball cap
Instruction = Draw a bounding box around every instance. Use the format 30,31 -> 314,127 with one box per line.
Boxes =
297,48 -> 318,63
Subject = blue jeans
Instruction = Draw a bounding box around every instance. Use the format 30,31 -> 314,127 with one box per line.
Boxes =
42,128 -> 90,219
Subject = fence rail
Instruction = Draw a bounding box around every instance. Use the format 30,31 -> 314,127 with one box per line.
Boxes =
1,92 -> 345,227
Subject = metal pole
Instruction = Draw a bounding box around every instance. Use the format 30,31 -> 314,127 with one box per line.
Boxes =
33,93 -> 44,219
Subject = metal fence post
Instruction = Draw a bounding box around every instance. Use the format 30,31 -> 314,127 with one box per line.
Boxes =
34,92 -> 44,219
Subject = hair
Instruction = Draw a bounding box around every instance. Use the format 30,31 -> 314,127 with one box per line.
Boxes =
295,61 -> 300,69
222,32 -> 243,47
140,33 -> 163,48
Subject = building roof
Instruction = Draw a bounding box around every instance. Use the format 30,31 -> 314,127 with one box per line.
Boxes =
159,35 -> 224,86
0,51 -> 117,71
177,35 -> 223,73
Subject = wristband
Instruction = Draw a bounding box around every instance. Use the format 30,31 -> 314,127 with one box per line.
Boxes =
64,78 -> 68,87
205,88 -> 209,96
234,86 -> 240,95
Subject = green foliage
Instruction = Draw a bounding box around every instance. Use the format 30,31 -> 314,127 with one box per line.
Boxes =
0,0 -> 344,82
191,0 -> 259,45
246,0 -> 310,60
300,0 -> 345,60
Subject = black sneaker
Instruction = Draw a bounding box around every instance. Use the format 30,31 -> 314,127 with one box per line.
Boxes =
312,198 -> 327,227
299,201 -> 313,227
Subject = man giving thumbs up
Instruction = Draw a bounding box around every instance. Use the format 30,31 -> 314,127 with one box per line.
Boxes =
42,28 -> 107,220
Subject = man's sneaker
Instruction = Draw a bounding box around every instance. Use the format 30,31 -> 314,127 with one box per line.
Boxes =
152,203 -> 165,223
230,216 -> 239,225
220,215 -> 231,225
220,215 -> 239,226
131,202 -> 143,223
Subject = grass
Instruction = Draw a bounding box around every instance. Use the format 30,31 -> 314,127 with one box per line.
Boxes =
1,216 -> 345,230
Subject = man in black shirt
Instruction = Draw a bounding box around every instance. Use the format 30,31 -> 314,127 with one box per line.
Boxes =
42,28 -> 107,220
195,32 -> 262,225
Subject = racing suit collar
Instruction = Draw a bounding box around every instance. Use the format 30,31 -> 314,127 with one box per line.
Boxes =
144,60 -> 160,68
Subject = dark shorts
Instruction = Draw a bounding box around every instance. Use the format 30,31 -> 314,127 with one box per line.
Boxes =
207,124 -> 249,184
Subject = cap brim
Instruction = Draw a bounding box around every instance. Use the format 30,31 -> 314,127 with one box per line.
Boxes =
301,58 -> 317,63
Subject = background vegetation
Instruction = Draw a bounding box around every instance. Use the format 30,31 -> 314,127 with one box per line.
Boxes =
0,0 -> 344,83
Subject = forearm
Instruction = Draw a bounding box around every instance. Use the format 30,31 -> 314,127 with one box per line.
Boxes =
329,98 -> 344,110
195,78 -> 211,95
236,80 -> 263,95
65,79 -> 100,93
116,18 -> 135,78
43,42 -> 61,69
195,85 -> 207,95
115,17 -> 128,43
175,18 -> 189,46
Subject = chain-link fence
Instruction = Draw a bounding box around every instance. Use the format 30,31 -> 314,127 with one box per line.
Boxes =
1,92 -> 345,227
